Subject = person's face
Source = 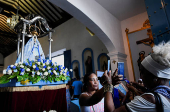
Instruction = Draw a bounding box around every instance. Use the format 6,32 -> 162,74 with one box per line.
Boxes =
87,73 -> 99,91
140,71 -> 154,89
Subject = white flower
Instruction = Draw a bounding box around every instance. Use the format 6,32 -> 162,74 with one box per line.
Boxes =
53,63 -> 56,66
70,69 -> 73,72
10,65 -> 14,68
32,75 -> 35,77
37,72 -> 40,75
43,63 -> 45,66
65,68 -> 68,71
14,63 -> 18,66
7,70 -> 12,75
20,65 -> 24,68
60,71 -> 62,75
65,69 -> 68,72
44,72 -> 48,76
37,62 -> 40,65
3,69 -> 6,74
42,68 -> 45,71
53,70 -> 57,75
46,62 -> 49,65
47,66 -> 51,70
63,73 -> 66,76
33,65 -> 36,68
32,71 -> 35,75
26,68 -> 30,72
19,62 -> 22,65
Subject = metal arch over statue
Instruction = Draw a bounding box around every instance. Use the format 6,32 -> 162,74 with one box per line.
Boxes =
14,14 -> 54,63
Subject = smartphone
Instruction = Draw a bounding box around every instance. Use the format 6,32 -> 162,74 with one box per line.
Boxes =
117,62 -> 124,81
124,78 -> 130,84
107,60 -> 110,73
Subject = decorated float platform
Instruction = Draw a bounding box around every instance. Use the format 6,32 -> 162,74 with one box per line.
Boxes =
0,78 -> 69,87
0,14 -> 71,88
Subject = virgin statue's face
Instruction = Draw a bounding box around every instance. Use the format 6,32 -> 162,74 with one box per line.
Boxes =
87,73 -> 99,91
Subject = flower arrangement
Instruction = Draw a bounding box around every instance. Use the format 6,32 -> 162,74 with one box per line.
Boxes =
0,59 -> 72,85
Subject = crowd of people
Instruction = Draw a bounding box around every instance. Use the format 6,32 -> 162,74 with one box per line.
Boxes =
66,42 -> 170,112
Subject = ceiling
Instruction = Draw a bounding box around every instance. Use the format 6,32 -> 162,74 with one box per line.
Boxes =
0,0 -> 72,58
0,0 -> 147,59
95,0 -> 146,21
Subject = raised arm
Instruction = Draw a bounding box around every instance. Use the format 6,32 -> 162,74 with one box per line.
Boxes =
79,87 -> 104,106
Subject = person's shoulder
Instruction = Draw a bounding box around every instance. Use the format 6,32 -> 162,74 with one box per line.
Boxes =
79,92 -> 90,105
141,93 -> 155,104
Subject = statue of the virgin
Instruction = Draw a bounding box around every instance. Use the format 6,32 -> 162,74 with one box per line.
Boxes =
16,36 -> 45,63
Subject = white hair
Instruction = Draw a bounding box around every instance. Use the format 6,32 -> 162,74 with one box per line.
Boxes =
152,41 -> 170,67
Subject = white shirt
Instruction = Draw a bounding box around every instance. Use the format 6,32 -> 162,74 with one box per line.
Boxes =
126,93 -> 170,112
80,92 -> 104,112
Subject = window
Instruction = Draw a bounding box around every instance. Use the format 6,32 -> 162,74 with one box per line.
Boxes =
52,54 -> 64,67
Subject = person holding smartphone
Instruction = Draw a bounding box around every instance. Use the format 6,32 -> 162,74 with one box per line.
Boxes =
103,43 -> 170,112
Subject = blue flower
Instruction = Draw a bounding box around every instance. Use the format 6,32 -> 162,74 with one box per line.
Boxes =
38,59 -> 41,62
12,66 -> 16,69
58,65 -> 61,69
7,65 -> 10,68
43,59 -> 47,63
59,69 -> 61,71
55,67 -> 58,70
48,70 -> 51,73
25,62 -> 29,66
67,71 -> 69,76
20,68 -> 25,72
14,69 -> 18,72
29,62 -> 32,66
7,67 -> 11,71
63,67 -> 65,69
51,63 -> 53,66
57,73 -> 59,75
50,68 -> 53,70
63,71 -> 65,74
35,67 -> 39,71
51,72 -> 53,75
49,60 -> 52,63
43,65 -> 47,68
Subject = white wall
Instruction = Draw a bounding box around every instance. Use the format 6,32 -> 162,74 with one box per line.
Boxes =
121,12 -> 148,81
4,51 -> 17,69
38,18 -> 108,78
67,0 -> 125,53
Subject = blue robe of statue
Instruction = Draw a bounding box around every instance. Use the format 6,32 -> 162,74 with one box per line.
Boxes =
16,37 -> 45,63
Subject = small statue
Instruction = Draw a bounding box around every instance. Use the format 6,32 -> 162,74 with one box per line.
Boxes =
137,51 -> 145,70
73,66 -> 79,79
102,61 -> 107,71
85,56 -> 93,74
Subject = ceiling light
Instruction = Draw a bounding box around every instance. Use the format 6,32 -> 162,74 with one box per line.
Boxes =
6,0 -> 20,30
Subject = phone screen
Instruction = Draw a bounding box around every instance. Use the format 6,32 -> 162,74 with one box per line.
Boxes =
117,62 -> 124,81
107,60 -> 110,72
